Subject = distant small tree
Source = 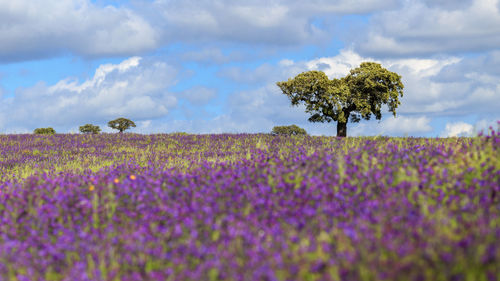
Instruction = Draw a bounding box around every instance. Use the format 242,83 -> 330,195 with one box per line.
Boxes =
271,125 -> 307,136
108,118 -> 136,133
79,124 -> 101,134
34,127 -> 56,135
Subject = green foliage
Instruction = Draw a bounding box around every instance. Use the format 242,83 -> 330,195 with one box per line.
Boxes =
271,125 -> 307,136
107,118 -> 136,133
33,127 -> 56,135
277,62 -> 404,137
79,124 -> 101,134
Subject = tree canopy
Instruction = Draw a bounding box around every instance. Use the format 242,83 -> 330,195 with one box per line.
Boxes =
108,118 -> 136,133
79,124 -> 101,134
271,125 -> 307,136
33,127 -> 56,135
276,62 -> 404,137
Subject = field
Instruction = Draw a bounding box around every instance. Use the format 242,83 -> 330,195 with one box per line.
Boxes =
0,131 -> 499,281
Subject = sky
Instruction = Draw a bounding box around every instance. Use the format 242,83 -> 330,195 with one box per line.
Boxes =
0,0 -> 499,137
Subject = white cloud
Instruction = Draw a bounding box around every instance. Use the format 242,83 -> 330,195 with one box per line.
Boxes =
150,0 -> 397,46
51,57 -> 142,93
440,121 -> 474,137
466,118 -> 500,135
136,120 -> 153,132
356,0 -> 500,56
305,49 -> 461,80
181,47 -> 245,64
422,0 -> 473,10
180,86 -> 217,105
306,50 -> 369,78
348,116 -> 433,136
2,0 -> 497,64
125,83 -> 333,135
0,0 -> 157,62
218,63 -> 279,85
218,50 -> 372,86
379,116 -> 433,134
146,83 -> 321,135
227,84 -> 308,126
293,0 -> 400,13
279,59 -> 295,67
0,57 -> 178,132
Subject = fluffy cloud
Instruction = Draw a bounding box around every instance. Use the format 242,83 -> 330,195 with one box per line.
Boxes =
180,86 -> 217,105
219,51 -> 370,86
378,116 -> 433,135
0,57 -> 178,132
305,50 -> 371,78
356,0 -> 500,56
149,0 -> 397,46
227,84 -> 308,127
440,121 -> 474,137
422,0 -> 473,10
2,0 -> 498,64
348,116 -> 433,136
218,63 -> 281,85
181,47 -> 246,64
118,79 -> 309,134
0,0 -> 157,62
135,83 -> 319,135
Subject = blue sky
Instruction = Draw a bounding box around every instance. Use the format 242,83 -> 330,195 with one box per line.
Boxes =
1,0 -> 499,136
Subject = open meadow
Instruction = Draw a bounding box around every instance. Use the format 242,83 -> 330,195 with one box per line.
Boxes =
0,131 -> 499,280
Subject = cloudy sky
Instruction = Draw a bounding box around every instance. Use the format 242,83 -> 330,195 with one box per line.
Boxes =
1,0 -> 499,136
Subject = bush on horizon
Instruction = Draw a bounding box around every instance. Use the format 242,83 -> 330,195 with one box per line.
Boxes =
79,124 -> 101,134
271,124 -> 307,136
33,127 -> 56,135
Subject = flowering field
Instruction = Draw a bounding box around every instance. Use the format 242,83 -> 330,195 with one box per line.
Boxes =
0,130 -> 499,281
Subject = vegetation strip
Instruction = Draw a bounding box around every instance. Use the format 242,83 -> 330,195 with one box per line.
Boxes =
0,131 -> 499,280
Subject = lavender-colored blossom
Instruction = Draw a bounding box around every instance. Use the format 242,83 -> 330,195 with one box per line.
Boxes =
0,131 -> 499,280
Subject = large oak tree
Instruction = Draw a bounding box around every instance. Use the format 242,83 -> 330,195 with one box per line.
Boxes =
277,62 -> 404,137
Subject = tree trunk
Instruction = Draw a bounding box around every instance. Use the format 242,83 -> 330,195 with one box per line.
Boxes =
337,121 -> 347,137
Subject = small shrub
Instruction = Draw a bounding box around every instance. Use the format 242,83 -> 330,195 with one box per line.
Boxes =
271,125 -> 307,136
33,127 -> 56,135
79,124 -> 101,134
